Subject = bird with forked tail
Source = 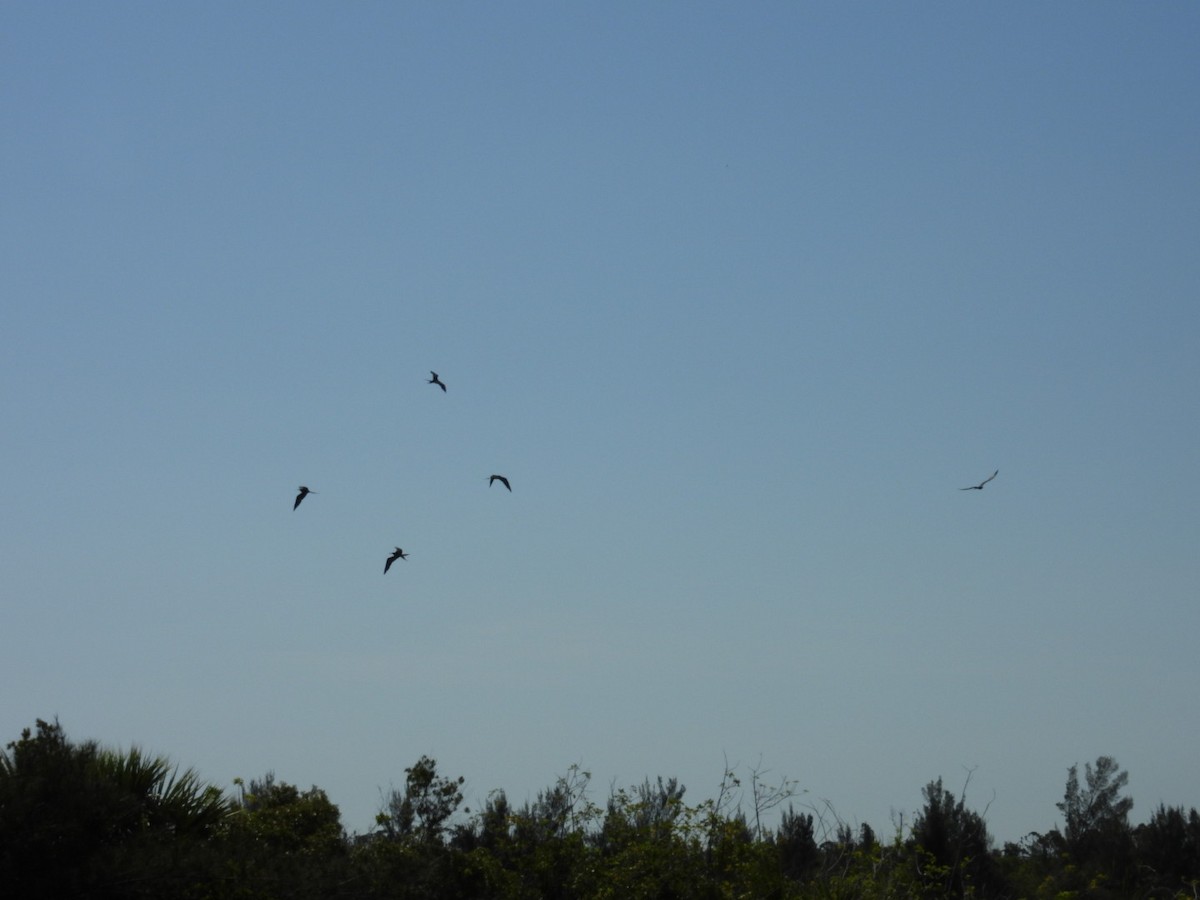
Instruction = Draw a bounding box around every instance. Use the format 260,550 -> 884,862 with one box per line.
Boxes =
384,547 -> 408,574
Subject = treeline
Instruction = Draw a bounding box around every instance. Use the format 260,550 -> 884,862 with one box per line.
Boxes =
2,720 -> 1199,899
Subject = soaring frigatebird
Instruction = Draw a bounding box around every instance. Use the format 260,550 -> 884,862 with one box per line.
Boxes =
293,486 -> 316,509
427,371 -> 447,392
960,470 -> 999,491
384,547 -> 409,574
489,474 -> 511,492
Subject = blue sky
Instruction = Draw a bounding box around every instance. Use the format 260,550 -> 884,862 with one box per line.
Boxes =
3,3 -> 1198,843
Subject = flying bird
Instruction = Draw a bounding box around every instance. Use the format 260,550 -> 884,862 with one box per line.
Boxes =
384,547 -> 409,574
427,371 -> 447,392
960,470 -> 999,491
293,486 -> 315,510
489,474 -> 511,492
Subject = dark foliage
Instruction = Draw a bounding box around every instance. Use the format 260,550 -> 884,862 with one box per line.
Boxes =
909,776 -> 1005,896
3,722 -> 1199,900
0,718 -> 229,899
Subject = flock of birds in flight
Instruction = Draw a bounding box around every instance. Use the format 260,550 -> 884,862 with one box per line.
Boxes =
291,372 -> 513,575
291,371 -> 999,574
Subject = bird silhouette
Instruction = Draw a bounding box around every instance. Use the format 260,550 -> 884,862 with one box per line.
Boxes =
427,371 -> 447,392
489,474 -> 511,492
960,470 -> 999,491
293,486 -> 315,510
384,547 -> 409,574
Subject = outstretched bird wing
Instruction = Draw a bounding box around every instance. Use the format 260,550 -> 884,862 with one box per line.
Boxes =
490,475 -> 511,491
960,470 -> 999,490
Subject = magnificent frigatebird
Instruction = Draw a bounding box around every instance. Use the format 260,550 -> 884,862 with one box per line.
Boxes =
960,470 -> 999,491
427,371 -> 447,392
489,474 -> 511,492
293,486 -> 316,509
384,547 -> 409,574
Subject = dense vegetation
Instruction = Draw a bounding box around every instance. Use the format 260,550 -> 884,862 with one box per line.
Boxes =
2,719 -> 1198,899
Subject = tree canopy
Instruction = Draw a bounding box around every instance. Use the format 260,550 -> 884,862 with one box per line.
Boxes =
2,719 -> 1197,899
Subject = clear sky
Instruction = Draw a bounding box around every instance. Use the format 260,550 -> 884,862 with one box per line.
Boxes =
3,2 -> 1198,844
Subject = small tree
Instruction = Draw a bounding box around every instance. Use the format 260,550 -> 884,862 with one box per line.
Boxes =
909,775 -> 1001,896
376,755 -> 465,845
508,766 -> 600,900
776,804 -> 820,882
1056,755 -> 1134,874
230,772 -> 344,855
